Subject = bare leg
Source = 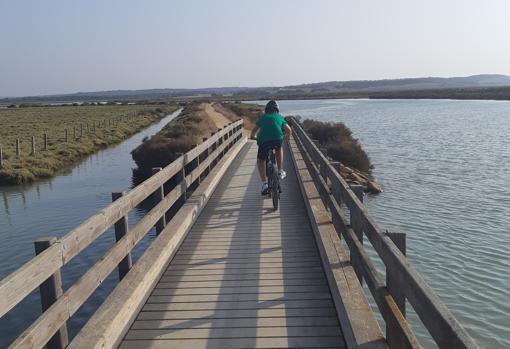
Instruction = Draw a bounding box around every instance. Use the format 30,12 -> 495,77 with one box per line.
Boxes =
257,159 -> 266,181
276,147 -> 283,171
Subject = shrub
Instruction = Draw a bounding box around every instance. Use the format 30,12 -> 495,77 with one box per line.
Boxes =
299,119 -> 372,173
131,102 -> 218,175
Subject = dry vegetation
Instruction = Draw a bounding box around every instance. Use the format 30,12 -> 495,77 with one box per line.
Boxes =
0,104 -> 178,185
300,119 -> 372,173
132,102 -> 237,176
217,102 -> 264,130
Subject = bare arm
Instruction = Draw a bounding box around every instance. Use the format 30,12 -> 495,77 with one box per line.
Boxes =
250,125 -> 259,140
283,124 -> 292,139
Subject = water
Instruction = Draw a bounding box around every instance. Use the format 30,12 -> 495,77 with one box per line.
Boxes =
260,99 -> 510,348
0,109 -> 181,347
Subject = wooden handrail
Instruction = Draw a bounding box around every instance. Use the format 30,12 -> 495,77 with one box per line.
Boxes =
0,120 -> 244,348
289,117 -> 478,349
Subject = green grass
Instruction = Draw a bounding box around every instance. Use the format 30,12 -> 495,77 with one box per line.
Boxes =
0,104 -> 178,185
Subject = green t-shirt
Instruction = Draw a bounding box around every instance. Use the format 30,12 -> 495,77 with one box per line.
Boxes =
256,112 -> 287,145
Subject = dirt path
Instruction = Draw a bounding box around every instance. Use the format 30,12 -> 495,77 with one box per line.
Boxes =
202,103 -> 231,128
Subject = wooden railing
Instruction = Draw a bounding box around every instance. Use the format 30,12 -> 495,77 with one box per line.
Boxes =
288,117 -> 478,349
0,119 -> 244,349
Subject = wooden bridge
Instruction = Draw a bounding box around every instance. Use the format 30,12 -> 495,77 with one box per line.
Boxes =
0,119 -> 478,348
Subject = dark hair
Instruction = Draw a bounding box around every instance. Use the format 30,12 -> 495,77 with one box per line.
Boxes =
265,100 -> 279,114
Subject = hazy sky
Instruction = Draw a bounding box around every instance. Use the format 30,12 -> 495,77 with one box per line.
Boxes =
1,0 -> 509,97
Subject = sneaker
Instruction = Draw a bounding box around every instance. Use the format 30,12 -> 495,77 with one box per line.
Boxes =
261,182 -> 269,195
278,170 -> 287,180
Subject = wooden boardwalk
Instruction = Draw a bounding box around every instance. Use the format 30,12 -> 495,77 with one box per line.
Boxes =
120,142 -> 346,348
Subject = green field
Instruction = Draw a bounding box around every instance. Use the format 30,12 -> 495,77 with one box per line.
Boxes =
0,104 -> 178,185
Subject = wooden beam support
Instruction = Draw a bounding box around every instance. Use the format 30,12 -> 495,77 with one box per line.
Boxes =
112,192 -> 132,280
34,237 -> 68,349
151,167 -> 166,235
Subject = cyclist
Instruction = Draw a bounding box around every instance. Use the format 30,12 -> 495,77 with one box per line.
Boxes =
250,100 -> 292,195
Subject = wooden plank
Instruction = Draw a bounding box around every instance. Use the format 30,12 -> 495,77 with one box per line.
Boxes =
175,248 -> 317,255
142,299 -> 334,311
172,253 -> 319,260
119,337 -> 345,349
158,273 -> 325,282
151,285 -> 331,296
124,326 -> 342,340
131,316 -> 339,329
167,261 -> 324,270
137,307 -> 338,320
155,278 -> 328,289
147,292 -> 333,303
180,238 -> 315,245
163,266 -> 324,276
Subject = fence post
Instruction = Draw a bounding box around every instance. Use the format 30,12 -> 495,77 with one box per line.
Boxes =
112,192 -> 132,280
31,135 -> 36,155
34,237 -> 69,349
0,145 -> 3,169
385,230 -> 407,348
151,167 -> 166,235
73,127 -> 77,139
80,124 -> 84,137
44,133 -> 48,150
16,138 -> 20,158
65,129 -> 68,142
350,184 -> 364,284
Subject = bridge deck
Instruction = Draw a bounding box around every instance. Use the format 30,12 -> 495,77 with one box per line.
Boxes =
119,142 -> 346,349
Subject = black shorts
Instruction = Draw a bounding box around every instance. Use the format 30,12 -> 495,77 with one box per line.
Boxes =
257,140 -> 282,160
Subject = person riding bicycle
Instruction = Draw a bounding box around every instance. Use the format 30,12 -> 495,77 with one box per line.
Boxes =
250,100 -> 292,195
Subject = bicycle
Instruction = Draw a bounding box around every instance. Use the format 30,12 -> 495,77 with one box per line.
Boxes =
265,146 -> 281,211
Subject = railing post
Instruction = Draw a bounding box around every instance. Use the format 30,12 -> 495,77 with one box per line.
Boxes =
210,131 -> 217,168
202,136 -> 210,178
350,184 -> 364,284
151,167 -> 166,235
34,237 -> 69,349
191,144 -> 200,185
386,230 -> 406,313
385,230 -> 407,348
112,192 -> 132,280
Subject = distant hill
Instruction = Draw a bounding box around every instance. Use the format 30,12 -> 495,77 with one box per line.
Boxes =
2,74 -> 510,104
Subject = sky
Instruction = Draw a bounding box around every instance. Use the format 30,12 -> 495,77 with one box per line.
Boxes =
1,0 -> 509,97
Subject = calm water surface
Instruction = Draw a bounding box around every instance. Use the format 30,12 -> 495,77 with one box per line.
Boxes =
270,99 -> 509,348
0,109 -> 181,347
